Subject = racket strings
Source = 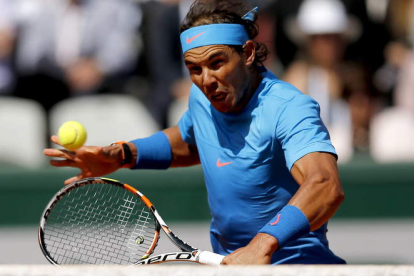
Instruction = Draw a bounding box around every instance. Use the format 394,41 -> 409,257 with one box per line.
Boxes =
43,182 -> 158,265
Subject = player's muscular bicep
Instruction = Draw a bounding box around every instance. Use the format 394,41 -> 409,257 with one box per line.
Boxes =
290,152 -> 338,186
163,126 -> 200,167
289,152 -> 344,231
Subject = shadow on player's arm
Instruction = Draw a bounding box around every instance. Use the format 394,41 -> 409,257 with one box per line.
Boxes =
43,126 -> 199,185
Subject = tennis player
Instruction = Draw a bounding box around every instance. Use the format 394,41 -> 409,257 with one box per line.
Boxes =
44,0 -> 346,265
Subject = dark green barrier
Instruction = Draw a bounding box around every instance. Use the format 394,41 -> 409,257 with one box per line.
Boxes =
0,167 -> 209,225
0,161 -> 413,225
336,161 -> 414,218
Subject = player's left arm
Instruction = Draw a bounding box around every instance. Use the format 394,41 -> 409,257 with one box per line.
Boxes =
222,151 -> 344,265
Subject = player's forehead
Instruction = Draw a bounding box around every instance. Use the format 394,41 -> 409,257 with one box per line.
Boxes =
184,44 -> 235,64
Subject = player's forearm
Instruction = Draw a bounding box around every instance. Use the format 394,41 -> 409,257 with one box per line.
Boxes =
258,153 -> 344,249
289,152 -> 345,231
289,174 -> 345,231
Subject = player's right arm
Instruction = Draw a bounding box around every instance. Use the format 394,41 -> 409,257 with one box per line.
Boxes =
43,125 -> 200,184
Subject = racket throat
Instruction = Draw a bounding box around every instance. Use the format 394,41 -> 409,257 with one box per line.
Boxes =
160,224 -> 197,252
168,231 -> 198,252
141,230 -> 160,259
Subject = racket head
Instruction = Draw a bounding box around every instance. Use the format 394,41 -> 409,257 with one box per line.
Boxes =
38,177 -> 161,265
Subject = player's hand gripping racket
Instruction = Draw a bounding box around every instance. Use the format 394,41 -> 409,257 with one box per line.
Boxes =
38,177 -> 224,265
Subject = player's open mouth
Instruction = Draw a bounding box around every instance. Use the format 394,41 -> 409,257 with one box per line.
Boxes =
210,92 -> 227,102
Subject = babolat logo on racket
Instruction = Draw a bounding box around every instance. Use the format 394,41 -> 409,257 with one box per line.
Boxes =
136,252 -> 193,265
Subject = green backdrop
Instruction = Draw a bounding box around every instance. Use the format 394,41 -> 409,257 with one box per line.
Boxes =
0,161 -> 413,225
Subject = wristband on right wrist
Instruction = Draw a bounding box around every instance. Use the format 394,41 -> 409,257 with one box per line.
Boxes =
258,205 -> 310,249
130,131 -> 172,169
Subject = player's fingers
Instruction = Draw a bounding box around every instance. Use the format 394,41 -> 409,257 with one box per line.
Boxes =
50,135 -> 62,146
44,148 -> 76,159
220,256 -> 229,265
49,159 -> 77,168
64,174 -> 83,185
43,148 -> 64,157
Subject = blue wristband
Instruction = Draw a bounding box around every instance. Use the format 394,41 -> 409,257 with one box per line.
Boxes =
130,132 -> 172,169
258,205 -> 310,248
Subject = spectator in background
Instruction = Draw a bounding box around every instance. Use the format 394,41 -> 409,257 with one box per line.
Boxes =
395,50 -> 414,113
267,0 -> 388,82
375,0 -> 414,111
368,0 -> 414,163
140,0 -> 193,128
11,0 -> 142,112
283,0 -> 375,161
0,0 -> 16,95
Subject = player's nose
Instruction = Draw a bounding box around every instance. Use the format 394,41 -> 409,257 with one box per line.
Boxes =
202,69 -> 217,90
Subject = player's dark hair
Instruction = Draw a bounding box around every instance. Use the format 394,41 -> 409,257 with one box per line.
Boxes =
179,0 -> 270,67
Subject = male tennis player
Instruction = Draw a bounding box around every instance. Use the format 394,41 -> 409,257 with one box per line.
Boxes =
44,0 -> 346,265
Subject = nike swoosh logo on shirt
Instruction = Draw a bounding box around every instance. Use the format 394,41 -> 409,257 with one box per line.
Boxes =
270,214 -> 281,226
216,159 -> 233,167
186,31 -> 206,44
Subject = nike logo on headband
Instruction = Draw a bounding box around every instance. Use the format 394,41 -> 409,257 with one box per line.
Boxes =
186,31 -> 206,44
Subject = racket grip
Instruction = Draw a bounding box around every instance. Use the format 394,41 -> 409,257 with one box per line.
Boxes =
197,251 -> 225,265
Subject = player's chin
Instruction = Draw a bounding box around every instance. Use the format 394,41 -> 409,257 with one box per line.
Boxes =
210,98 -> 234,113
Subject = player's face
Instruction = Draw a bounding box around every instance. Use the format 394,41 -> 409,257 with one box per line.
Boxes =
184,45 -> 251,113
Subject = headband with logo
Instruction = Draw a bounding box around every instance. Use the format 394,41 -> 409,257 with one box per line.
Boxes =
180,7 -> 258,54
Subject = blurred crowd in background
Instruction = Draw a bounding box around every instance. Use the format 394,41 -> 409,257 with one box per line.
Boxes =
0,0 -> 413,167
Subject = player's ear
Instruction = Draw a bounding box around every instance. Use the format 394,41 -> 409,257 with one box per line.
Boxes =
243,40 -> 256,67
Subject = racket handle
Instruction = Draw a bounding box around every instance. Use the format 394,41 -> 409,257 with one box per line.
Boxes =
197,251 -> 225,265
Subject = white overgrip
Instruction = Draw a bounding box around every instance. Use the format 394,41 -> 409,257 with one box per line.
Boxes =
197,251 -> 225,265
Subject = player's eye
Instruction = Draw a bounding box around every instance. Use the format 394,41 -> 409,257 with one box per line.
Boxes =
188,66 -> 202,75
210,59 -> 224,70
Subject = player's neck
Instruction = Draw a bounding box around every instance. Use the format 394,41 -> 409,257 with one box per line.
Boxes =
250,69 -> 263,94
232,70 -> 263,113
246,69 -> 263,101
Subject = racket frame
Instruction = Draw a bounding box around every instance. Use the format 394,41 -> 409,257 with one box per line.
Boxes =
38,177 -> 214,266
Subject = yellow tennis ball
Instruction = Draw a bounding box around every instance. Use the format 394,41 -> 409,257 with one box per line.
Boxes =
58,121 -> 87,151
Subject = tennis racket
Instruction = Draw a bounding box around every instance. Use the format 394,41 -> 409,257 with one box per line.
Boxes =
38,177 -> 224,265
